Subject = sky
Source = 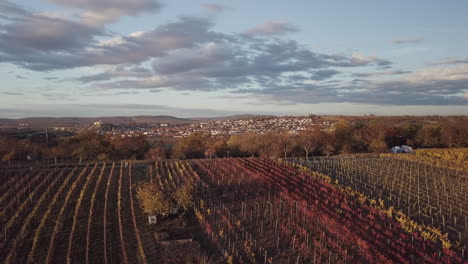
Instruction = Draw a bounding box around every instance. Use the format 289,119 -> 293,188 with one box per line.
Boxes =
0,0 -> 467,118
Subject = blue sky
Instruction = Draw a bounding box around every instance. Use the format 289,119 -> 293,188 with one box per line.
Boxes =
0,0 -> 467,118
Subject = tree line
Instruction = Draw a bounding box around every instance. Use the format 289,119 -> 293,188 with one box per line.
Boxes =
0,129 -> 149,162
153,119 -> 468,159
1,119 -> 466,161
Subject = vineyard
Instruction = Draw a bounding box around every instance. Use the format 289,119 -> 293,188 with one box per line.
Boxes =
288,154 -> 467,246
192,158 -> 464,263
410,148 -> 467,171
0,162 -> 157,264
0,154 -> 466,263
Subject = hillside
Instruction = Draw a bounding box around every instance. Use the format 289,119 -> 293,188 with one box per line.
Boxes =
0,115 -> 195,128
0,156 -> 464,263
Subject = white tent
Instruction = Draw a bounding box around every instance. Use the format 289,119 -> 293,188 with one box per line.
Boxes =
391,146 -> 401,153
400,145 -> 414,154
391,145 -> 415,154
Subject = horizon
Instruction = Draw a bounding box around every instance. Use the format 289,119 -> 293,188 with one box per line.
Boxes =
1,113 -> 467,121
1,0 -> 468,117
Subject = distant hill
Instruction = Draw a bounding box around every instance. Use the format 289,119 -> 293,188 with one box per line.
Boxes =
1,114 -> 465,129
0,115 -> 195,128
0,114 -> 281,128
195,114 -> 277,122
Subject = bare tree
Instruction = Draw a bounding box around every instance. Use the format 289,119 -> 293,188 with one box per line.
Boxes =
276,131 -> 295,159
297,127 -> 321,159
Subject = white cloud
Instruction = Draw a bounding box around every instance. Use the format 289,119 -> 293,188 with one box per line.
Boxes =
0,12 -> 101,52
201,3 -> 227,13
407,65 -> 468,83
392,37 -> 423,44
245,20 -> 298,36
46,0 -> 163,25
329,53 -> 392,67
153,42 -> 232,74
426,57 -> 468,66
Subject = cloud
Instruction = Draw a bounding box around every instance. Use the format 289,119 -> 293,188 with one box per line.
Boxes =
310,69 -> 340,81
0,13 -> 102,52
0,15 -> 219,70
329,53 -> 392,67
201,3 -> 227,13
426,57 -> 468,66
114,91 -> 140,95
0,3 -> 391,77
1,2 -> 403,106
95,71 -> 215,91
245,20 -> 298,36
76,65 -> 152,82
0,1 -> 29,19
2,91 -> 24,95
91,39 -> 390,91
41,92 -> 78,101
152,42 -> 232,75
46,0 -> 163,25
236,64 -> 468,106
0,0 -> 104,71
352,70 -> 411,77
392,37 -> 424,44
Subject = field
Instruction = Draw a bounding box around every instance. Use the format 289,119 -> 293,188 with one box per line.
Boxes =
0,150 -> 466,263
0,162 -> 158,263
289,154 -> 467,245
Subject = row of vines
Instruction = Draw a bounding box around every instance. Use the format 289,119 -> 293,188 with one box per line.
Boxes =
0,161 -> 154,264
1,154 -> 465,263
288,155 -> 467,250
191,158 -> 464,263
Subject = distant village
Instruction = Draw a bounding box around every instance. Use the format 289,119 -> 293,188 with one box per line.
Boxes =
95,116 -> 337,138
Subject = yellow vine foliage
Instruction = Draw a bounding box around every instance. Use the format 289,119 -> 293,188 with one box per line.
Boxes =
291,162 -> 454,249
394,211 -> 452,248
174,182 -> 194,211
195,208 -> 204,222
381,147 -> 468,173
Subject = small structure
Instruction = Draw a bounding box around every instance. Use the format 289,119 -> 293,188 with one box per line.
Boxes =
148,215 -> 157,225
391,146 -> 401,154
400,145 -> 415,154
391,145 -> 414,154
